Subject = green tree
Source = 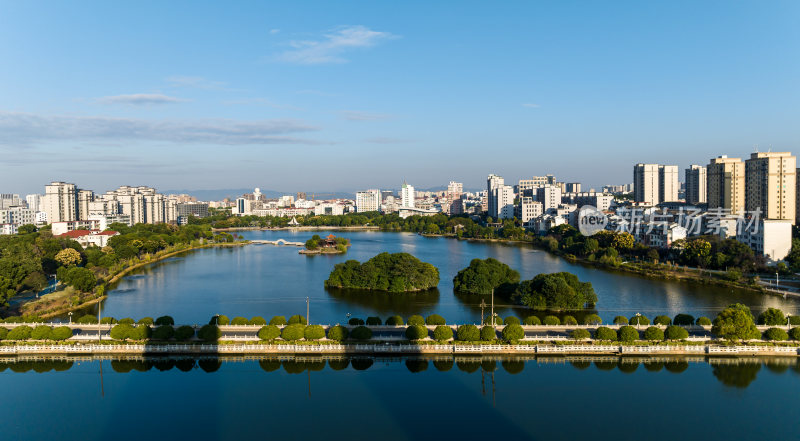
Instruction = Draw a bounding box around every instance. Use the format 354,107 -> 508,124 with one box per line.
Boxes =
257,325 -> 281,341
155,316 -> 175,326
501,323 -> 524,342
350,326 -> 372,340
249,316 -> 267,326
288,315 -> 307,325
696,316 -> 712,326
503,316 -> 521,326
682,239 -> 712,267
613,316 -> 629,325
543,316 -> 560,326
757,308 -> 786,326
325,252 -> 440,292
629,315 -> 650,326
31,325 -> 52,340
712,304 -> 761,341
326,325 -> 348,341
137,317 -> 154,325
523,316 -> 541,325
618,326 -> 639,342
433,325 -> 453,341
174,325 -> 195,341
0,327 -> 8,340
480,326 -> 496,341
512,272 -> 597,310
583,314 -> 602,325
152,325 -> 175,340
7,325 -> 32,340
230,316 -> 249,325
643,326 -> 665,341
789,327 -> 800,341
405,325 -> 428,340
653,315 -> 671,326
664,325 -> 689,340
594,327 -> 617,341
269,316 -> 287,326
281,324 -> 305,341
54,248 -> 82,267
110,324 -> 134,340
76,314 -> 98,324
426,314 -> 446,325
407,315 -> 425,326
763,328 -> 789,341
51,326 -> 72,341
562,315 -> 578,325
452,258 -> 520,295
304,325 -> 325,340
570,329 -> 590,339
673,314 -> 695,326
197,324 -> 221,342
457,324 -> 480,341
365,316 -> 382,325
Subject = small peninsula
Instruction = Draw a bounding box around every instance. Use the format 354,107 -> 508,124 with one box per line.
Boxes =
324,252 -> 439,292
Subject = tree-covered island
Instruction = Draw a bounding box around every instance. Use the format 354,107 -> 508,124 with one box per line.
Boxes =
325,252 -> 439,292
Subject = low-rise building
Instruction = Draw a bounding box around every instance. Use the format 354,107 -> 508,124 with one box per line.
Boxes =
56,229 -> 119,248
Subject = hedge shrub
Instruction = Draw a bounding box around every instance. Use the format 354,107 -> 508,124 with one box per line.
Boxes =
653,315 -> 672,326
405,325 -> 428,340
258,325 -> 281,341
763,328 -> 789,341
594,327 -> 617,341
137,317 -> 154,325
618,326 -> 639,342
155,316 -> 175,326
288,315 -> 307,325
304,325 -> 325,340
110,324 -> 134,340
790,316 -> 800,326
583,314 -> 602,325
613,316 -> 629,325
503,316 -> 520,326
664,325 -> 689,340
483,316 -> 503,325
174,325 -> 195,341
131,325 -> 151,340
249,316 -> 267,326
673,314 -> 694,326
501,323 -> 524,342
327,325 -> 349,341
118,318 -> 135,325
198,325 -> 221,342
543,316 -> 560,326
350,326 -> 372,340
51,326 -> 73,341
100,317 -> 117,324
76,315 -> 98,325
643,326 -> 665,341
216,315 -> 230,325
433,325 -> 453,341
8,325 -> 33,340
426,314 -> 446,325
349,318 -> 365,326
457,324 -> 480,342
570,329 -> 590,340
152,325 -> 175,340
365,316 -> 382,326
789,327 -> 800,341
407,315 -> 425,326
386,315 -> 404,326
281,324 -> 306,341
31,325 -> 52,340
523,316 -> 541,325
562,316 -> 578,325
758,308 -> 786,326
270,316 -> 287,326
629,315 -> 650,326
231,317 -> 249,325
696,316 -> 712,326
480,326 -> 496,341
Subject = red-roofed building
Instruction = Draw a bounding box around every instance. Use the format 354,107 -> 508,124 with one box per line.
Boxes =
57,229 -> 118,248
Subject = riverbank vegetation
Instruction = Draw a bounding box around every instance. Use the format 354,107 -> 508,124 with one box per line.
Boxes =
325,252 -> 439,292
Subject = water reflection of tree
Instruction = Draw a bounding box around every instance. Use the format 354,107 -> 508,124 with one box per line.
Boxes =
712,362 -> 761,388
327,359 -> 350,371
481,359 -> 497,372
2,360 -> 74,373
282,359 -> 325,374
111,359 -> 152,373
618,361 -> 638,374
351,358 -> 373,371
502,360 -> 525,374
325,287 -> 440,316
433,359 -> 454,372
643,361 -> 663,372
406,359 -> 429,373
456,359 -> 481,373
664,361 -> 689,373
570,360 -> 591,370
198,358 -> 222,373
259,359 -> 281,372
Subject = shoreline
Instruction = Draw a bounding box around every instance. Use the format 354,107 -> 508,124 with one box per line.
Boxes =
0,342 -> 798,357
212,225 -> 381,232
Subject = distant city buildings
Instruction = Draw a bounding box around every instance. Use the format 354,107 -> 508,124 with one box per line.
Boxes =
633,163 -> 679,205
355,189 -> 381,213
685,165 -> 707,205
707,155 -> 745,214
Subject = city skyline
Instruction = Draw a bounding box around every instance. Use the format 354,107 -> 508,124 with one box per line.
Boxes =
2,1 -> 799,194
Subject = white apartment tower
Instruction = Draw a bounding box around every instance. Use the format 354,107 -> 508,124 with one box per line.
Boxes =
536,185 -> 562,212
658,165 -> 679,203
355,189 -> 381,213
401,182 -> 415,208
634,163 -> 679,205
42,182 -> 78,223
685,165 -> 707,205
487,174 -> 504,217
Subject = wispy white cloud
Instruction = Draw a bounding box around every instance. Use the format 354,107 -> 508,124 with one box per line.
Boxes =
522,103 -> 540,108
276,25 -> 397,65
270,29 -> 280,35
340,110 -> 391,121
166,75 -> 228,90
96,93 -> 188,106
0,111 -> 321,147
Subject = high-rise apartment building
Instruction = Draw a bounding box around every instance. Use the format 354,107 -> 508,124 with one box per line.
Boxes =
565,183 -> 581,193
745,152 -> 796,222
487,174 -> 504,216
707,155 -> 745,214
401,182 -> 415,208
355,189 -> 381,213
633,164 -> 660,204
685,165 -> 707,205
42,182 -> 78,223
658,165 -> 679,202
25,194 -> 41,212
495,185 -> 516,219
536,185 -> 562,212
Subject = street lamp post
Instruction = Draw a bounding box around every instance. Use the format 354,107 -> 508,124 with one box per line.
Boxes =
346,313 -> 351,325
635,312 -> 641,329
68,312 -> 73,324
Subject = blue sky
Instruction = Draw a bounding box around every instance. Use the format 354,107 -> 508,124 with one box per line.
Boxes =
1,0 -> 799,195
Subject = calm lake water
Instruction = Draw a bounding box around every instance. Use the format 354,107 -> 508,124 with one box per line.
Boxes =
2,356 -> 799,441
85,230 -> 798,325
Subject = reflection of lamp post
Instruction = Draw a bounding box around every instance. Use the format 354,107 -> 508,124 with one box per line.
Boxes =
68,312 -> 73,324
